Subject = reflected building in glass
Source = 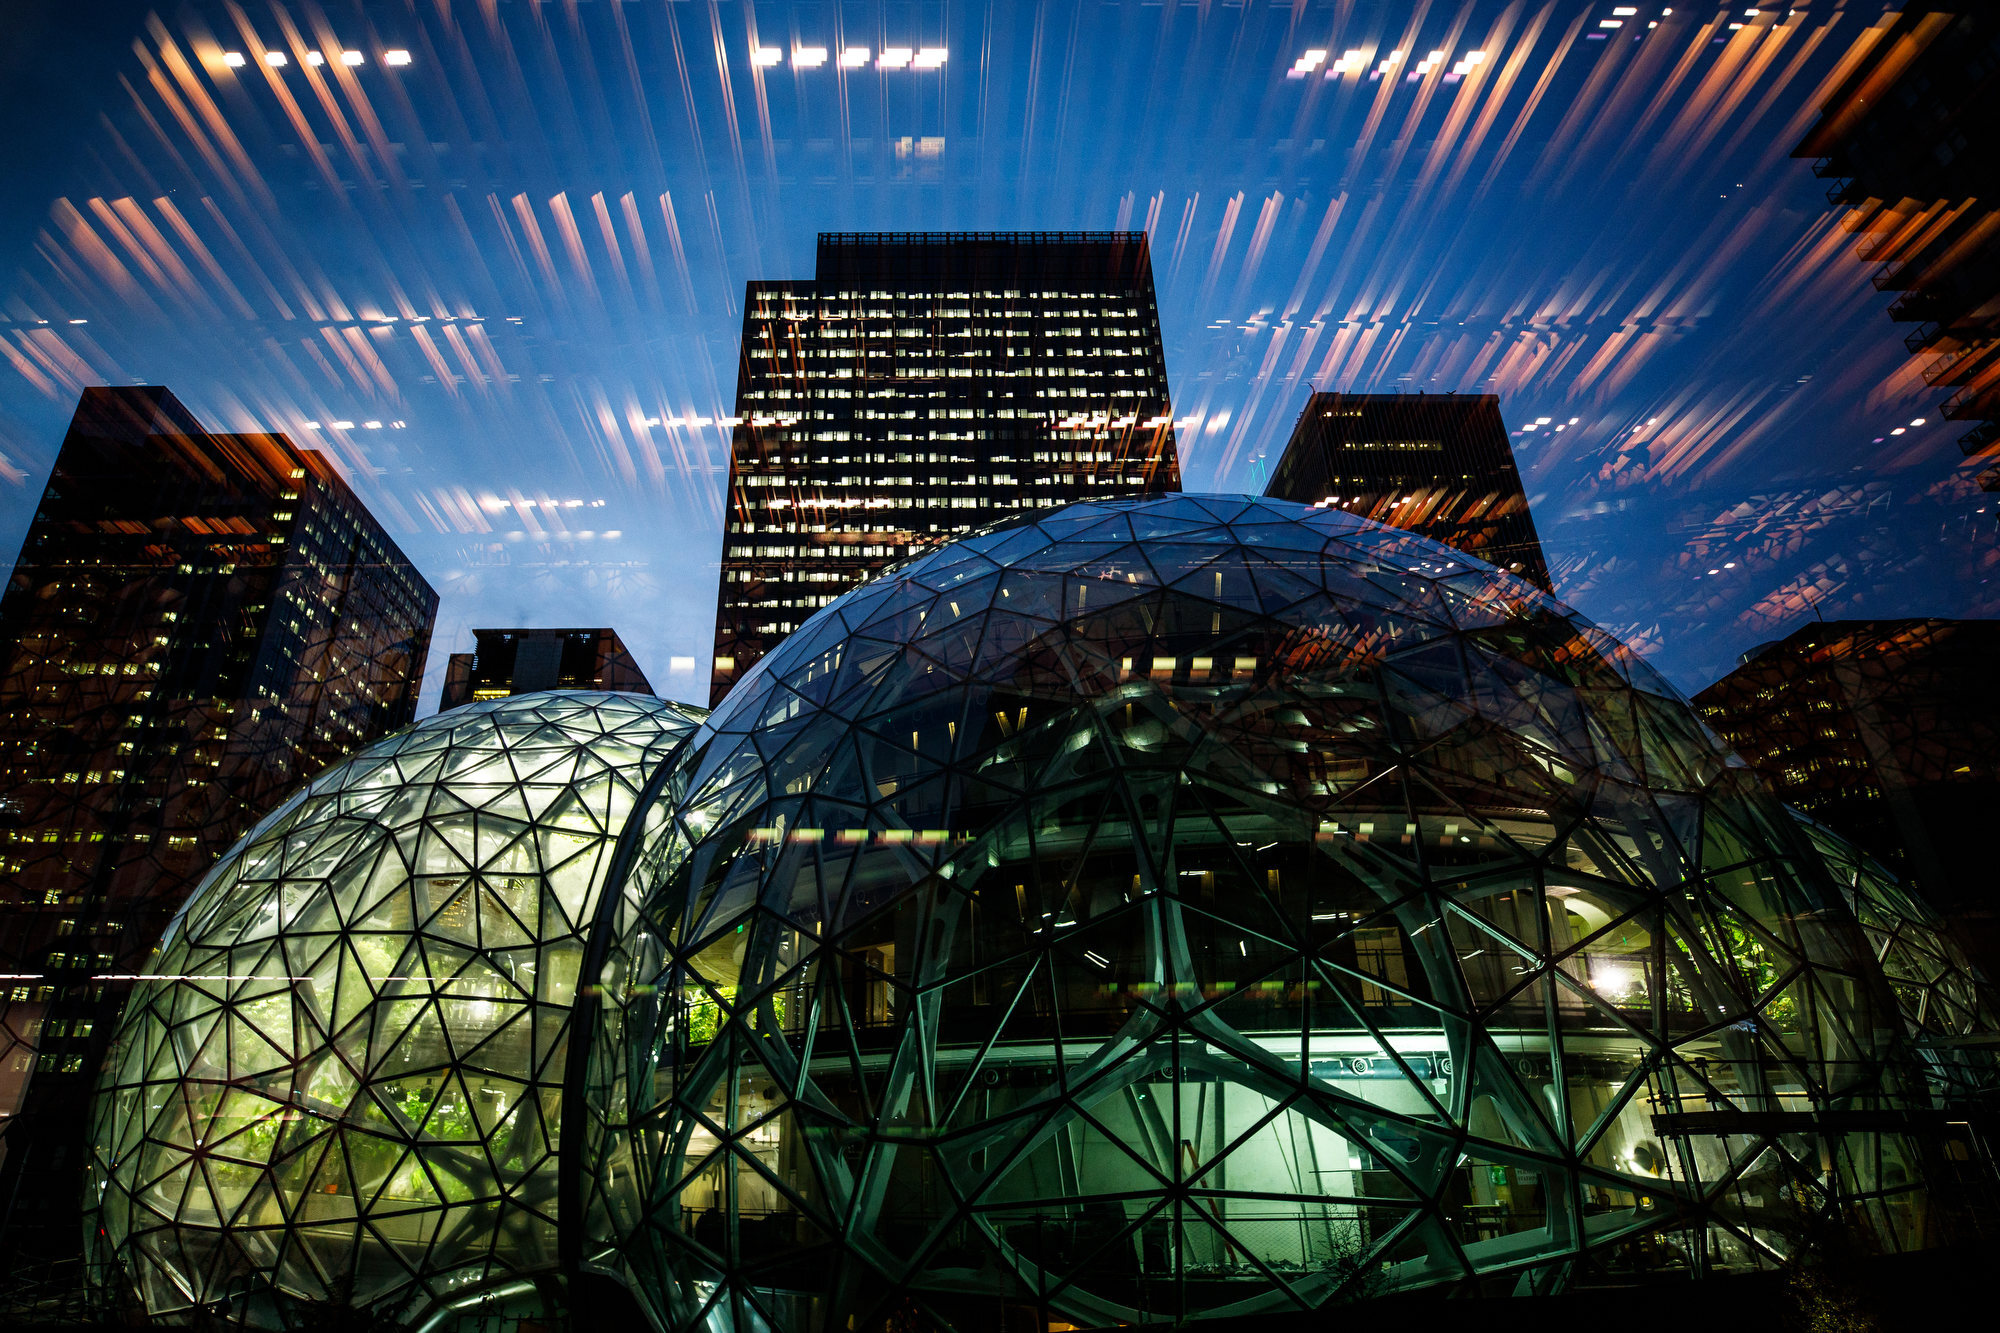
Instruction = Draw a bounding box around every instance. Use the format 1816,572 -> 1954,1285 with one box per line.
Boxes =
1261,392 -> 1553,592
709,232 -> 1182,703
0,387 -> 437,1263
440,627 -> 655,711
1695,618 -> 2000,975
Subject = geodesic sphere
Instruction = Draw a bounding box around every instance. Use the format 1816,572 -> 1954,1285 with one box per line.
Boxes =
85,692 -> 704,1329
581,495 -> 1930,1333
1789,809 -> 2000,1098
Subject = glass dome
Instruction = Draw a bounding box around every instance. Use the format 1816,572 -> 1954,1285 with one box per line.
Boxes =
84,691 -> 704,1328
1790,810 -> 2000,1101
581,495 -> 1935,1333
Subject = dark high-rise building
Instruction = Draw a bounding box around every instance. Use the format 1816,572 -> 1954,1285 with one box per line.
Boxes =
0,387 -> 437,1262
1795,4 -> 2000,486
710,231 -> 1182,703
1694,618 -> 2000,972
1261,392 -> 1553,591
439,626 -> 654,710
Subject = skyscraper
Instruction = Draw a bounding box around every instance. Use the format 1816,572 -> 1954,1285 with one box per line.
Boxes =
1261,392 -> 1553,591
709,231 -> 1181,703
1694,618 -> 2000,973
439,627 -> 655,710
1794,4 -> 2000,487
0,387 -> 437,1261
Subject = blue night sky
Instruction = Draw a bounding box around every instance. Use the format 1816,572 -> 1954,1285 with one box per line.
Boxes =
0,0 -> 1991,711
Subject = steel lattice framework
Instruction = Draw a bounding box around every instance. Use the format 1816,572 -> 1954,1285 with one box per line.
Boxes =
1792,811 -> 2000,1101
78,499 -> 2000,1333
576,496 -> 1962,1333
82,692 -> 704,1327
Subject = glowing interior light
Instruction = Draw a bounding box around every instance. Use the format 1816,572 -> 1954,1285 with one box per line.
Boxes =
794,47 -> 827,68
1891,427 -> 1906,435
1301,49 -> 1328,65
306,51 -> 325,66
264,51 -> 288,67
340,50 -> 365,66
1600,19 -> 1624,27
384,50 -> 412,67
913,47 -> 946,68
839,47 -> 870,67
362,421 -> 382,430
1613,5 -> 1638,12
878,47 -> 913,68
330,420 -> 354,429
1911,418 -> 1927,426
223,51 -> 246,67
752,47 -> 782,67
1536,417 -> 1552,424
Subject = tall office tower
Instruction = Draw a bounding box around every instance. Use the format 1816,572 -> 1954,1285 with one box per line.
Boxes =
439,626 -> 655,710
0,387 -> 437,1262
709,231 -> 1181,703
1795,4 -> 2000,487
1695,619 -> 2000,972
1261,392 -> 1553,591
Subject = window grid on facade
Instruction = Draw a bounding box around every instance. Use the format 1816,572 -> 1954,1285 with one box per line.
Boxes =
711,232 -> 1182,704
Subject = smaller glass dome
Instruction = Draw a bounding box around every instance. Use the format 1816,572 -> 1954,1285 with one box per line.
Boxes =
84,692 -> 704,1329
1791,810 -> 2000,1099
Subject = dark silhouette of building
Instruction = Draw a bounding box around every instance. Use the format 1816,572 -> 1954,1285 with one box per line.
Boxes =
439,627 -> 654,710
0,386 -> 437,1265
1796,4 -> 2000,486
1694,618 -> 2000,973
710,231 -> 1182,703
1261,392 -> 1552,591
